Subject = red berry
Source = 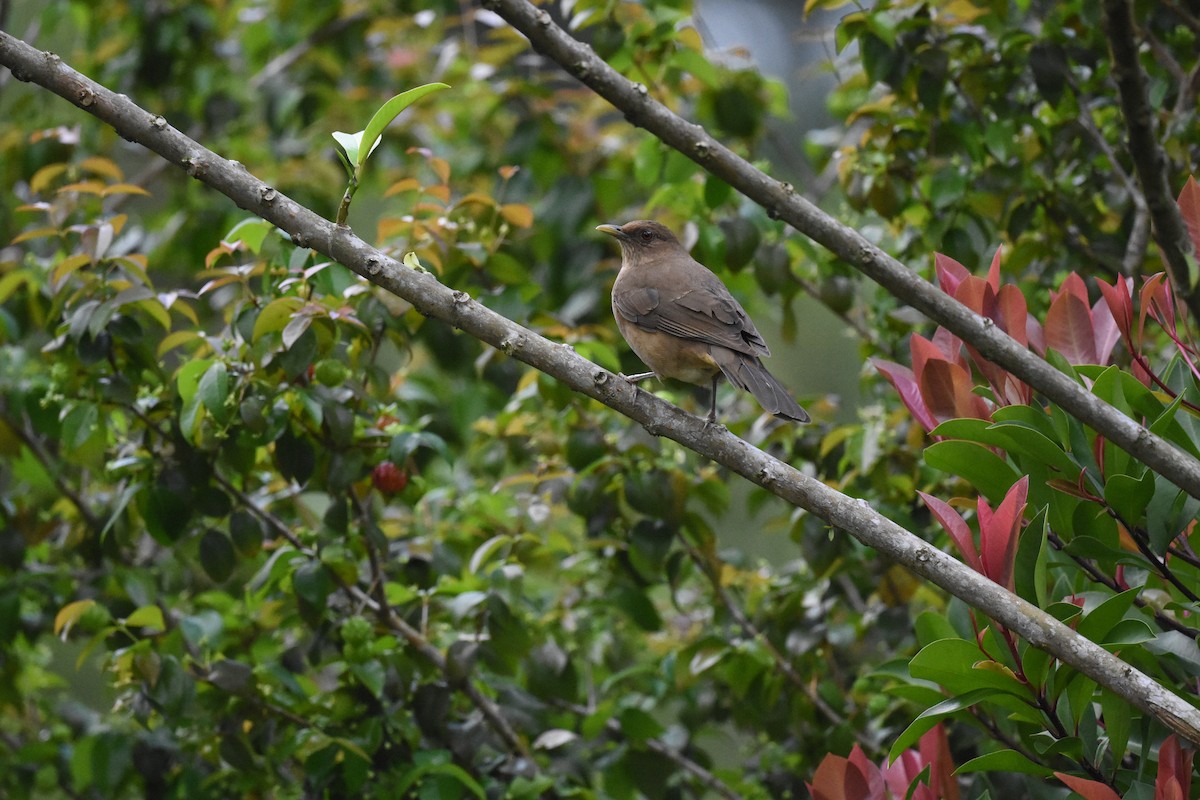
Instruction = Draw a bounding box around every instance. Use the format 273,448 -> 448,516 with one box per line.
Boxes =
372,461 -> 409,494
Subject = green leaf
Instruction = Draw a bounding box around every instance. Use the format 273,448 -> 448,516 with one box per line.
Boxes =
1103,470 -> 1155,526
923,440 -> 1022,503
914,610 -> 958,647
889,687 -> 1002,762
954,748 -> 1053,776
176,358 -> 214,405
350,661 -> 385,698
124,605 -> 164,630
332,130 -> 363,174
224,218 -> 274,253
54,599 -> 97,638
251,297 -> 304,341
354,83 -> 450,174
1013,507 -> 1048,607
1076,589 -> 1139,644
198,361 -> 230,424
1099,689 -> 1132,763
985,419 -> 1080,476
909,638 -> 1033,700
61,402 -> 99,451
199,528 -> 236,583
618,706 -> 664,743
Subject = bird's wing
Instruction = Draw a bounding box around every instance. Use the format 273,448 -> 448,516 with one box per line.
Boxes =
613,281 -> 770,357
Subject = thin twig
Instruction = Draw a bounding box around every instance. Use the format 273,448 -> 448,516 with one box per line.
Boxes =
1102,0 -> 1200,319
6,27 -> 1200,743
216,471 -> 533,760
2,409 -> 103,534
678,537 -> 885,758
554,699 -> 742,800
1072,91 -> 1150,276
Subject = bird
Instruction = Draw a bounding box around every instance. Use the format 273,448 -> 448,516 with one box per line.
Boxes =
596,220 -> 809,424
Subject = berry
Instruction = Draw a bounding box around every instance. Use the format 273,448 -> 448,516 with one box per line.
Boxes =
372,461 -> 409,494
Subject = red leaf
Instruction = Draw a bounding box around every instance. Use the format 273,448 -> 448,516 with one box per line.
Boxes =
1092,294 -> 1120,365
1054,272 -> 1090,305
920,491 -> 981,572
847,745 -> 885,799
872,359 -> 939,432
883,751 -> 927,800
954,274 -> 993,317
1095,277 -> 1133,351
1026,314 -> 1046,355
918,358 -> 990,423
978,476 -> 1028,590
986,245 -> 1003,292
1053,772 -> 1121,800
1178,176 -> 1200,259
931,327 -> 967,369
807,753 -> 872,800
1155,734 -> 1194,800
994,284 -> 1029,347
1045,290 -> 1098,365
1140,273 -> 1174,338
935,252 -> 970,296
919,724 -> 960,800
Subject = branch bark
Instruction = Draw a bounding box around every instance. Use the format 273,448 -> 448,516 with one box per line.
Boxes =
482,0 -> 1200,506
1102,0 -> 1200,317
2,29 -> 1200,745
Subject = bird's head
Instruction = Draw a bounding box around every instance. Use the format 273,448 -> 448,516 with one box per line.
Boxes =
596,220 -> 681,265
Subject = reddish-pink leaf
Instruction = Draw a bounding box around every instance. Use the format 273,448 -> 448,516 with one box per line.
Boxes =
978,476 -> 1028,590
807,753 -> 872,800
930,327 -> 967,368
1026,314 -> 1045,355
847,745 -> 885,799
918,358 -> 990,422
920,491 -> 982,572
1054,773 -> 1121,800
1140,273 -> 1174,338
917,358 -> 963,422
935,252 -> 970,296
919,724 -> 959,800
1053,272 -> 1090,305
872,359 -> 939,432
1095,276 -> 1133,350
911,334 -> 944,381
1045,291 -> 1098,365
1155,734 -> 1193,800
1178,176 -> 1200,259
1092,295 -> 1120,365
994,284 -> 1029,347
986,245 -> 1003,291
954,274 -> 993,317
883,751 -> 928,800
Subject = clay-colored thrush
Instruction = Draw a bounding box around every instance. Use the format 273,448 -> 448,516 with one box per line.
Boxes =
597,220 -> 809,423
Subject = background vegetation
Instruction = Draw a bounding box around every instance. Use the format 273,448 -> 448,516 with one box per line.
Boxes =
2,0 -> 1199,797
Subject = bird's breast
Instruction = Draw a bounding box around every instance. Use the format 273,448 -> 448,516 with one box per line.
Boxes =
613,314 -> 719,385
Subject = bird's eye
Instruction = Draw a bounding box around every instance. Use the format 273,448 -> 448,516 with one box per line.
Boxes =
639,229 -> 654,241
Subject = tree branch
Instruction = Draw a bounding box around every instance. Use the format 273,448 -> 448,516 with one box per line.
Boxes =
216,472 -> 533,760
480,0 -> 1200,506
1102,0 -> 1200,317
3,29 -> 1200,745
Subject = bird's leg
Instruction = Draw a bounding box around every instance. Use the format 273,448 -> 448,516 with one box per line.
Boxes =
621,371 -> 657,384
707,375 -> 719,423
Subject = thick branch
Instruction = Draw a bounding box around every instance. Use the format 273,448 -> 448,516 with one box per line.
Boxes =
482,0 -> 1200,505
1102,0 -> 1200,316
3,30 -> 1200,745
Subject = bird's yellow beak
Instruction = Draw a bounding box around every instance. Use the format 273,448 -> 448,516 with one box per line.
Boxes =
595,223 -> 624,238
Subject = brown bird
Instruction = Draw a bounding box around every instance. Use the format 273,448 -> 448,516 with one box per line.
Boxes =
597,220 -> 809,424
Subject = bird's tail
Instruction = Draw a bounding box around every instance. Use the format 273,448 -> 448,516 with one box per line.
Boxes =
710,348 -> 810,423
